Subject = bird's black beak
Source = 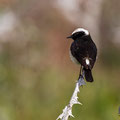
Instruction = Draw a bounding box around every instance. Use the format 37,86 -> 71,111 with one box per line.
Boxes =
67,35 -> 72,39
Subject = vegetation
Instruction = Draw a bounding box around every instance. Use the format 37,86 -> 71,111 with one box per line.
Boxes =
0,0 -> 120,120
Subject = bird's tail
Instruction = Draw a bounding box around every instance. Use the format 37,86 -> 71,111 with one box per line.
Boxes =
83,68 -> 93,82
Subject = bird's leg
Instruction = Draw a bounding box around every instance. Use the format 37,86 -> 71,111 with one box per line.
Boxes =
78,65 -> 86,86
78,65 -> 83,79
80,65 -> 83,76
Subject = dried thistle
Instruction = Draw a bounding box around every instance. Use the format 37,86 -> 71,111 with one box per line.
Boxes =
57,75 -> 85,120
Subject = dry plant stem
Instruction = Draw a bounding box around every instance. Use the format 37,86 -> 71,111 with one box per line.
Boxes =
56,72 -> 85,120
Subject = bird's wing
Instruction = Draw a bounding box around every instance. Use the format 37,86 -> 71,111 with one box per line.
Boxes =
70,41 -> 86,66
87,41 -> 97,68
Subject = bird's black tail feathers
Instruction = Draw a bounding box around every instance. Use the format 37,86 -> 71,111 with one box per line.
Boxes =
83,68 -> 93,82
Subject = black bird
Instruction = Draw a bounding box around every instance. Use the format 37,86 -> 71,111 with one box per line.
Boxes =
67,28 -> 97,82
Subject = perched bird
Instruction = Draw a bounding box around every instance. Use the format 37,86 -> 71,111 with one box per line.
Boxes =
67,28 -> 97,82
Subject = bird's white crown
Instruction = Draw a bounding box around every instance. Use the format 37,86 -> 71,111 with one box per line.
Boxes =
72,28 -> 89,35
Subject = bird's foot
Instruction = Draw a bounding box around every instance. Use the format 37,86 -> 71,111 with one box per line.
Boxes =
78,75 -> 86,86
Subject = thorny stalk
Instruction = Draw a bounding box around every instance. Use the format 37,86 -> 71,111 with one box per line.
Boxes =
56,73 -> 86,120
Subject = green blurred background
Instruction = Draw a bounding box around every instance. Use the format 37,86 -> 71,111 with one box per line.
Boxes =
0,0 -> 120,120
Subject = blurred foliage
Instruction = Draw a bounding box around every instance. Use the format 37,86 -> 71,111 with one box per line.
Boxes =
0,0 -> 120,120
101,46 -> 120,68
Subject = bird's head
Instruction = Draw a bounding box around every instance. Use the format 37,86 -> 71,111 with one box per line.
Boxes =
67,28 -> 89,40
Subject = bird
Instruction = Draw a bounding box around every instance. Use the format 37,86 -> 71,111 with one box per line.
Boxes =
67,28 -> 97,82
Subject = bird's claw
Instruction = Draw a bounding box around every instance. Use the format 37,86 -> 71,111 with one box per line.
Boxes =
78,75 -> 86,86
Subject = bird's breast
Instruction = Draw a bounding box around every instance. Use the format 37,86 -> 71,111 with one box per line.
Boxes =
69,51 -> 80,65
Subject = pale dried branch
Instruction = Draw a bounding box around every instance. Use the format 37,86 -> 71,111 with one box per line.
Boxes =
56,75 -> 85,120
